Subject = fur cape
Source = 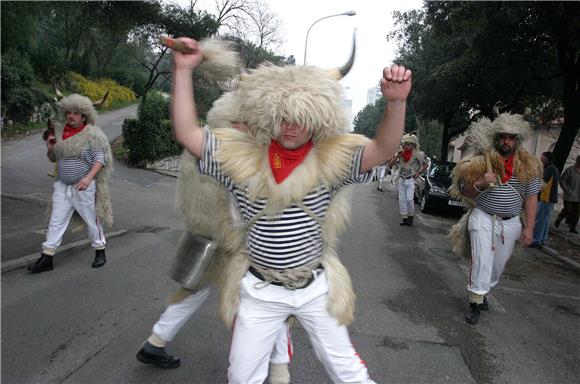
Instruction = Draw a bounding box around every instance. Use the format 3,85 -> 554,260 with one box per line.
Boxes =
448,113 -> 542,259
176,129 -> 368,327
393,148 -> 426,181
52,124 -> 113,227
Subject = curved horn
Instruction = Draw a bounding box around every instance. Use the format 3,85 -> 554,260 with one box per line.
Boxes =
52,83 -> 64,100
92,90 -> 110,107
328,29 -> 356,80
492,101 -> 504,117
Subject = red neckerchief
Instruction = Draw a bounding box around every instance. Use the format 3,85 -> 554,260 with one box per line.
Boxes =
62,123 -> 86,140
501,153 -> 515,183
401,148 -> 413,162
268,139 -> 314,184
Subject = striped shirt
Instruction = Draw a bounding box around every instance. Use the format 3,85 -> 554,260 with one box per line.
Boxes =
474,174 -> 540,217
199,131 -> 372,270
58,146 -> 106,185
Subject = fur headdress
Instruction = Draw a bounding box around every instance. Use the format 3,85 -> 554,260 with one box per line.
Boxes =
197,39 -> 353,145
57,94 -> 98,125
401,133 -> 420,149
466,112 -> 532,155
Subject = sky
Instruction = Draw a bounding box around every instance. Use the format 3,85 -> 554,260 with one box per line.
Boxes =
265,0 -> 423,116
180,0 -> 424,117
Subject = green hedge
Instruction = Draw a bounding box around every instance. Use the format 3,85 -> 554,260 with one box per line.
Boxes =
122,92 -> 181,166
1,51 -> 49,123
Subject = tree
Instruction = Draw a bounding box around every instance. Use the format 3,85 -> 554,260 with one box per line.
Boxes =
391,2 -> 580,169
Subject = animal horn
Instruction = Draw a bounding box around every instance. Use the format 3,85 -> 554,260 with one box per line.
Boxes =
492,101 -> 504,117
92,90 -> 109,107
52,83 -> 64,101
328,30 -> 356,80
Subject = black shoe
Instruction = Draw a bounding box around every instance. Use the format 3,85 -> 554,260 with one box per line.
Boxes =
92,249 -> 106,268
554,217 -> 562,228
479,296 -> 489,311
465,302 -> 481,325
529,243 -> 542,250
407,216 -> 414,226
570,228 -> 578,234
400,217 -> 409,226
137,341 -> 180,369
28,253 -> 54,274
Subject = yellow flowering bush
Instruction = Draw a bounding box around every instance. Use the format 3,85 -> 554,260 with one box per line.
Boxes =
69,72 -> 137,109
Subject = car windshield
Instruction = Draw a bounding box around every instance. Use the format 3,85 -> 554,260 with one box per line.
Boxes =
429,163 -> 455,179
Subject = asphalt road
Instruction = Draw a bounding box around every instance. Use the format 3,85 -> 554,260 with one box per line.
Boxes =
2,108 -> 579,383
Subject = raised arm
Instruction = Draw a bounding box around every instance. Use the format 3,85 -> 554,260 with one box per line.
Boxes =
170,38 -> 205,158
361,64 -> 412,173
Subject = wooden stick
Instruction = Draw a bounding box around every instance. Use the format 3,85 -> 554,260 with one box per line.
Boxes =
159,36 -> 195,53
485,151 -> 496,187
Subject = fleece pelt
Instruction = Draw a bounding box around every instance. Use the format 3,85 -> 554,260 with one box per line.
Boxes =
52,124 -> 113,227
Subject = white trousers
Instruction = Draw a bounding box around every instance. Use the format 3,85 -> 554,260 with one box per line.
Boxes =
397,177 -> 415,216
467,208 -> 522,296
152,287 -> 292,364
42,180 -> 106,254
376,165 -> 387,189
228,271 -> 375,384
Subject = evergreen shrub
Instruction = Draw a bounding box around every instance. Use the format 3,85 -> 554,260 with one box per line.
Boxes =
122,92 -> 181,166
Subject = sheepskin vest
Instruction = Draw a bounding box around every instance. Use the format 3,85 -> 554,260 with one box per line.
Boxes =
177,128 -> 368,328
52,124 -> 113,227
395,149 -> 426,178
448,148 -> 542,259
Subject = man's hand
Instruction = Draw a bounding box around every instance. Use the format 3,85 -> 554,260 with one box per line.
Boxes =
46,134 -> 56,148
380,64 -> 412,102
521,227 -> 533,246
476,171 -> 497,190
75,176 -> 92,191
172,38 -> 204,71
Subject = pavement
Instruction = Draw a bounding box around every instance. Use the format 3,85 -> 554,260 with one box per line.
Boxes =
539,215 -> 580,271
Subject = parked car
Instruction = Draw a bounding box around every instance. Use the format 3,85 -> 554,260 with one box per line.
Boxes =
415,160 -> 465,213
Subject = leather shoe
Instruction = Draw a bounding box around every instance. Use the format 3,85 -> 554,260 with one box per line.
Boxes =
570,228 -> 578,234
400,217 -> 409,226
478,296 -> 489,311
465,302 -> 481,325
554,217 -> 562,228
407,216 -> 414,226
92,249 -> 106,268
137,341 -> 180,369
28,253 -> 53,274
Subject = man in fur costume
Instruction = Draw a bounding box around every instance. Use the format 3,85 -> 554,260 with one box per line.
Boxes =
136,87 -> 294,383
389,133 -> 428,226
448,113 -> 542,325
169,36 -> 411,383
28,94 -> 113,273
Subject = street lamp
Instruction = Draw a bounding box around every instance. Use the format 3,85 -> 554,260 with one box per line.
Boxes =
303,11 -> 356,65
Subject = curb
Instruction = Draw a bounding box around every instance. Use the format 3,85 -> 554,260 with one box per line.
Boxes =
1,229 -> 128,273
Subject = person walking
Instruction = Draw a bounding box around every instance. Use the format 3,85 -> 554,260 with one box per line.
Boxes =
530,151 -> 560,248
449,113 -> 542,325
555,155 -> 580,234
28,94 -> 112,273
390,134 -> 428,226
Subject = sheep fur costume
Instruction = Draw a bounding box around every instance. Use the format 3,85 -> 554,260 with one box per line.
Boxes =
448,113 -> 542,259
172,39 -> 368,328
50,94 -> 113,227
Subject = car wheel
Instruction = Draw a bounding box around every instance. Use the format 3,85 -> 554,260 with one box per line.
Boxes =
420,192 -> 430,213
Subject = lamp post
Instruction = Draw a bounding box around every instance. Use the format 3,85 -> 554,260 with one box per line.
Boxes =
303,11 -> 356,65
